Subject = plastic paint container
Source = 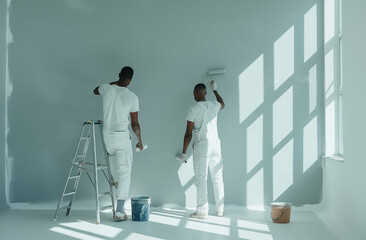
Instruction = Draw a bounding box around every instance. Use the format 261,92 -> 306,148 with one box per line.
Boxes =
131,196 -> 151,221
271,202 -> 292,223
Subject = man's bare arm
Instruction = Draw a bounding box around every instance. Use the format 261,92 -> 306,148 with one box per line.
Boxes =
213,90 -> 225,110
130,111 -> 143,150
183,121 -> 194,154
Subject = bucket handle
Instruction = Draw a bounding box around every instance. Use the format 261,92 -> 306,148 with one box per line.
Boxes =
271,207 -> 287,221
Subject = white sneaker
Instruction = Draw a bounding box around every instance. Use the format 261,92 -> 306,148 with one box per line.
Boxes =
189,212 -> 208,220
113,211 -> 127,222
217,211 -> 224,217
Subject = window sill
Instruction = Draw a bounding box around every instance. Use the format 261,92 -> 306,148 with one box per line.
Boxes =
322,155 -> 344,162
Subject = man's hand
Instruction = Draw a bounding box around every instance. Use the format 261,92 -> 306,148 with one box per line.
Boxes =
210,80 -> 217,91
136,142 -> 143,151
176,153 -> 187,163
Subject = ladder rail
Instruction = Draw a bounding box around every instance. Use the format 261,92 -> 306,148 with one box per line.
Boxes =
92,122 -> 101,224
98,123 -> 116,218
80,124 -> 92,162
53,124 -> 87,221
66,125 -> 92,215
66,167 -> 82,216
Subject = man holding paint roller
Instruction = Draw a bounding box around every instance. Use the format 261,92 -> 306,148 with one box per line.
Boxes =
94,66 -> 144,221
177,80 -> 225,219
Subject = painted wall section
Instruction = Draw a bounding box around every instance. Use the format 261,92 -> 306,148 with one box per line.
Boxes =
0,0 -> 8,209
7,0 -> 324,207
318,0 -> 366,239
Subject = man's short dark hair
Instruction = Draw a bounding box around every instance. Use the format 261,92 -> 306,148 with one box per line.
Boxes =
119,66 -> 134,81
194,83 -> 206,92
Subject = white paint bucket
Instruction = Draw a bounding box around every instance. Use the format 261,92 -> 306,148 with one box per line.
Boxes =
271,202 -> 291,223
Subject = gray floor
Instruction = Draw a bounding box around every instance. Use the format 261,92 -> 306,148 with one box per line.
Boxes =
0,205 -> 339,240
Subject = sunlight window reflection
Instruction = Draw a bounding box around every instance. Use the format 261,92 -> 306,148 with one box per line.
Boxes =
50,227 -> 105,240
149,213 -> 181,227
237,219 -> 270,232
309,65 -> 317,113
177,155 -> 194,187
59,220 -> 122,238
247,169 -> 264,210
273,87 -> 293,147
247,115 -> 263,173
303,117 -> 318,172
324,0 -> 335,44
325,49 -> 334,98
274,26 -> 294,90
189,215 -> 231,226
325,101 -> 336,155
304,4 -> 318,62
239,54 -> 264,123
184,184 -> 197,210
125,233 -> 165,240
151,211 -> 184,218
238,229 -> 273,240
273,140 -> 294,200
185,220 -> 230,236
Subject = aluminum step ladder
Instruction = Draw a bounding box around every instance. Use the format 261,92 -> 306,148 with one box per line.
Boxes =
53,120 -> 115,224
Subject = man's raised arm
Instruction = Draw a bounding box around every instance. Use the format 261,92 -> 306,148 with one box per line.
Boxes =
210,80 -> 225,110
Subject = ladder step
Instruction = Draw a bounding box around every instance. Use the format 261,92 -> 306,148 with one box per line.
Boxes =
72,162 -> 84,166
80,137 -> 89,140
72,163 -> 108,171
59,205 -> 71,210
97,165 -> 108,170
63,191 -> 76,197
76,154 -> 86,158
69,175 -> 81,179
99,205 -> 113,211
98,192 -> 111,198
72,165 -> 90,171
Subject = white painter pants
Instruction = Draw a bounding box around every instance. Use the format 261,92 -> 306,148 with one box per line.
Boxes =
103,131 -> 133,200
193,138 -> 224,215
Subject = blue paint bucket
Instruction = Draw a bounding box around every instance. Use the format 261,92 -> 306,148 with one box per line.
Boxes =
131,196 -> 151,221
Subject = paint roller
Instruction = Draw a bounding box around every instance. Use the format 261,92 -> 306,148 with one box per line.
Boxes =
207,68 -> 225,90
136,145 -> 148,152
207,68 -> 226,76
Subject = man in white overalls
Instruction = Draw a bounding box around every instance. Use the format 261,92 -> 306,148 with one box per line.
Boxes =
94,66 -> 144,221
177,81 -> 225,219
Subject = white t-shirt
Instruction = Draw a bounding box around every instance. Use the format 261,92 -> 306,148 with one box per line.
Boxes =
186,101 -> 221,141
99,83 -> 139,132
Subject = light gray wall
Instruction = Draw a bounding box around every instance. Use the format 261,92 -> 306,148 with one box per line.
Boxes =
0,0 -> 7,209
0,0 -> 8,209
7,0 -> 324,207
319,0 -> 366,239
